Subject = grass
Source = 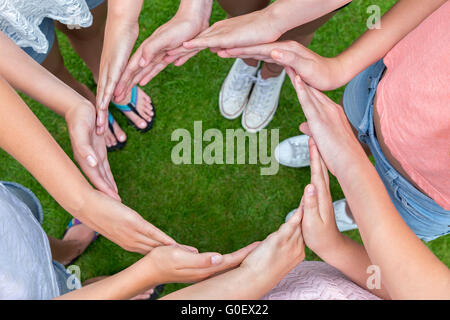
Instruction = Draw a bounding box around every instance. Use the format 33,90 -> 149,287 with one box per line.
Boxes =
0,0 -> 448,296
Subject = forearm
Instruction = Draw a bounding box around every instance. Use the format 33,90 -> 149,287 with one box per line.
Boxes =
319,235 -> 390,299
162,267 -> 270,300
336,0 -> 447,84
56,259 -> 157,300
266,0 -> 352,36
176,0 -> 213,25
0,32 -> 87,117
0,77 -> 92,214
336,158 -> 450,299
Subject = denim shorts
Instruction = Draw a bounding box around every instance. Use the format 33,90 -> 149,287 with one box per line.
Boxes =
1,181 -> 81,296
22,0 -> 105,64
343,60 -> 450,242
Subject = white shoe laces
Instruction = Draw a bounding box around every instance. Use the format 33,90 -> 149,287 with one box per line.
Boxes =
288,140 -> 309,161
247,75 -> 277,117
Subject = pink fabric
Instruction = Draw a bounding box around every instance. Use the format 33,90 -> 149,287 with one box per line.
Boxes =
376,2 -> 450,210
261,261 -> 380,300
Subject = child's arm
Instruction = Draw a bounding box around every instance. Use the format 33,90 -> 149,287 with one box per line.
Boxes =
0,76 -> 176,254
292,76 -> 450,300
221,0 -> 447,91
163,208 -> 305,300
56,242 -> 259,299
300,138 -> 390,299
181,0 -> 352,51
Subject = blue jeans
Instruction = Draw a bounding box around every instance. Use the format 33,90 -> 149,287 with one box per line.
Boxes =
1,181 -> 80,295
343,60 -> 450,241
22,0 -> 105,63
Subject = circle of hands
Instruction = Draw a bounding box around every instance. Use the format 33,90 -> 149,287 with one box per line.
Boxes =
68,7 -> 364,284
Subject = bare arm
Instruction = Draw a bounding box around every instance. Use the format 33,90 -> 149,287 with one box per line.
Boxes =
291,75 -> 450,299
0,31 -> 120,200
0,76 -> 176,254
179,0 -> 351,52
221,0 -> 447,91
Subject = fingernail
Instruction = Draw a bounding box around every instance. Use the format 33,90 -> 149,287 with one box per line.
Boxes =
86,155 -> 97,167
306,184 -> 315,195
139,58 -> 147,67
211,255 -> 223,265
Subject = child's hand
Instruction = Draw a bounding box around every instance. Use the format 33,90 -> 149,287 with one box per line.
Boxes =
96,21 -> 140,134
240,208 -> 305,287
301,138 -> 345,257
178,9 -> 282,57
219,40 -> 348,91
290,75 -> 367,177
65,101 -> 120,201
141,242 -> 259,284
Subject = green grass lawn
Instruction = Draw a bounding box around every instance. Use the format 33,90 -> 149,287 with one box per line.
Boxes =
1,0 -> 448,296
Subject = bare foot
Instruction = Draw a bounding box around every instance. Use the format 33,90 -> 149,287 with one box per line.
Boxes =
60,223 -> 97,265
104,119 -> 127,149
112,87 -> 154,130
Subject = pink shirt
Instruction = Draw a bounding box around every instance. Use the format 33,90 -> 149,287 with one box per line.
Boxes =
376,2 -> 450,210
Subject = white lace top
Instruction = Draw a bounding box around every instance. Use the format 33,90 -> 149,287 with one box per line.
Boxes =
0,0 -> 92,54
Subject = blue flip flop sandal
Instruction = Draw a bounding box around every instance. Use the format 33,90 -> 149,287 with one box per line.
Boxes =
111,86 -> 155,133
107,112 -> 127,152
63,218 -> 99,266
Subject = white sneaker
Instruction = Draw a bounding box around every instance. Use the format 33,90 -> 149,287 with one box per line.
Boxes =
219,58 -> 260,119
285,199 -> 358,232
242,69 -> 286,133
275,135 -> 310,168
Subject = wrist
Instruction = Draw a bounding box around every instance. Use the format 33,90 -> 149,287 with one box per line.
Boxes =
177,0 -> 212,29
264,3 -> 292,37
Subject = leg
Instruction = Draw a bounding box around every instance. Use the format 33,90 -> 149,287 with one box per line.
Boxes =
56,2 -> 154,132
48,235 -> 92,266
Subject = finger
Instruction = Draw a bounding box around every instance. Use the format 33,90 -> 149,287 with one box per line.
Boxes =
96,64 -> 108,112
293,75 -> 320,119
302,184 -> 322,224
102,156 -> 119,195
139,62 -> 168,86
183,241 -> 260,274
299,122 -> 312,136
271,49 -> 300,70
174,50 -> 199,67
167,45 -> 198,56
312,138 -> 330,189
141,223 -> 177,247
178,244 -> 199,254
114,50 -> 143,98
175,248 -> 223,269
225,44 -> 274,59
285,66 -> 297,83
183,36 -> 211,50
308,139 -> 330,221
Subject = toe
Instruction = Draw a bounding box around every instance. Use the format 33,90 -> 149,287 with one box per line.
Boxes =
112,122 -> 127,142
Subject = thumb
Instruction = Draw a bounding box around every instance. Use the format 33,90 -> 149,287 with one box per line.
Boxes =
303,184 -> 321,223
272,49 -> 300,71
75,139 -> 98,168
299,122 -> 312,136
176,248 -> 224,268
